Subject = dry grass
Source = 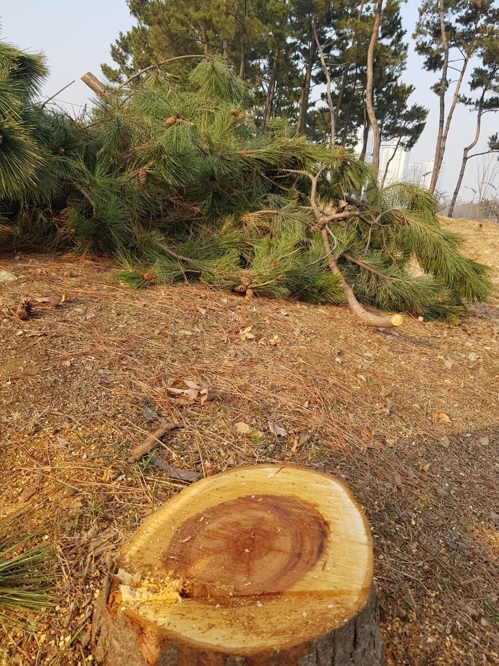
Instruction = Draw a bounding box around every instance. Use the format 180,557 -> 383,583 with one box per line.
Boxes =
0,218 -> 498,665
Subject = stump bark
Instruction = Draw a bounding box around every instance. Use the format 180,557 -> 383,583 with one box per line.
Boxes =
92,465 -> 383,665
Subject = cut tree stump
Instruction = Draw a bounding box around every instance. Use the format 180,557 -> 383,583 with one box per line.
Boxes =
92,465 -> 383,665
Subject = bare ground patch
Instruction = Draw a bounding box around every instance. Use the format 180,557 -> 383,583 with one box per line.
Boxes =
1,217 -> 498,665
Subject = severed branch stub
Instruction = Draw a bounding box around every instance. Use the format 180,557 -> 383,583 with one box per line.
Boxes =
91,465 -> 383,665
81,72 -> 107,98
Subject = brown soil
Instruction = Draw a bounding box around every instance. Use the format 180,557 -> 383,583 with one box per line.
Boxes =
0,218 -> 498,666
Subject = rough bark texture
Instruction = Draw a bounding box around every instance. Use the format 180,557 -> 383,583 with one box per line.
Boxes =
92,584 -> 383,666
365,0 -> 383,173
262,50 -> 279,131
448,96 -> 485,218
312,20 -> 335,148
91,466 -> 384,665
429,0 -> 449,195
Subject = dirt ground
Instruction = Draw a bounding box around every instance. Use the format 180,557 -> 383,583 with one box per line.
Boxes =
0,217 -> 498,665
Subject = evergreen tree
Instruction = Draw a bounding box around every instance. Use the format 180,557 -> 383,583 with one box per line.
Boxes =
311,0 -> 417,156
0,39 -> 48,198
2,40 -> 493,324
414,0 -> 499,194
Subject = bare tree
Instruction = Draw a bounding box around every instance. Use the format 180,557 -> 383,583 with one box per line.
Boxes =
472,152 -> 499,222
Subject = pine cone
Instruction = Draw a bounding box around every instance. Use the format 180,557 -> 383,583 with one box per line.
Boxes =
138,168 -> 147,186
16,298 -> 32,321
230,107 -> 245,123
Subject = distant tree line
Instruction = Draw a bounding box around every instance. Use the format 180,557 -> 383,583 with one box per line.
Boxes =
102,1 -> 499,207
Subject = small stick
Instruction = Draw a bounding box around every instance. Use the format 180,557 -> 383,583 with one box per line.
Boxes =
41,80 -> 75,109
129,423 -> 178,462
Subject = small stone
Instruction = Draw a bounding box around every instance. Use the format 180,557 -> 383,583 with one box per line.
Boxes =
0,270 -> 17,283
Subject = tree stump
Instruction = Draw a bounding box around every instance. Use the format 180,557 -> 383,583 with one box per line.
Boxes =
92,465 -> 383,665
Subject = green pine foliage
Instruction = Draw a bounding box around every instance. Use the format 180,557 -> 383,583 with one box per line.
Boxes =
0,512 -> 55,629
0,42 -> 493,322
0,42 -> 48,199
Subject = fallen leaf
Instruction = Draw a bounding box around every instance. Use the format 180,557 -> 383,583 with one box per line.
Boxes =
166,387 -> 186,395
186,389 -> 199,401
441,435 -> 450,448
268,335 -> 281,346
444,360 -> 453,369
33,295 -> 60,308
184,380 -> 201,390
433,411 -> 451,422
60,292 -> 70,303
239,325 -> 255,341
468,352 -> 479,362
269,421 -> 287,437
479,436 -> 489,446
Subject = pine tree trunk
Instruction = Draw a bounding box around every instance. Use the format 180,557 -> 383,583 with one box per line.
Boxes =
430,55 -> 470,195
298,34 -> 315,135
262,49 -> 279,131
429,0 -> 449,194
91,465 -> 384,665
447,101 -> 484,218
313,20 -> 335,148
201,25 -> 209,55
239,36 -> 246,79
365,0 -> 383,174
359,116 -> 370,163
238,0 -> 247,78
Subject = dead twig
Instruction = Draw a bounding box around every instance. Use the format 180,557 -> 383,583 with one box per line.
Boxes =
128,423 -> 179,462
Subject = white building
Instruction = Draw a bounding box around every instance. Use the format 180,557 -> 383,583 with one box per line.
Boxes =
405,160 -> 445,191
379,143 -> 407,185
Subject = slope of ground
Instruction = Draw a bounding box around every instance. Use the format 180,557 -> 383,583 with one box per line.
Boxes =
0,218 -> 498,665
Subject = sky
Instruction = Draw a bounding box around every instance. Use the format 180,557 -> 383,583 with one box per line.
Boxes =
1,0 -> 498,200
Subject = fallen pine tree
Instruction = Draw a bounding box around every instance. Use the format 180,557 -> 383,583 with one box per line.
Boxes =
0,44 -> 493,325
